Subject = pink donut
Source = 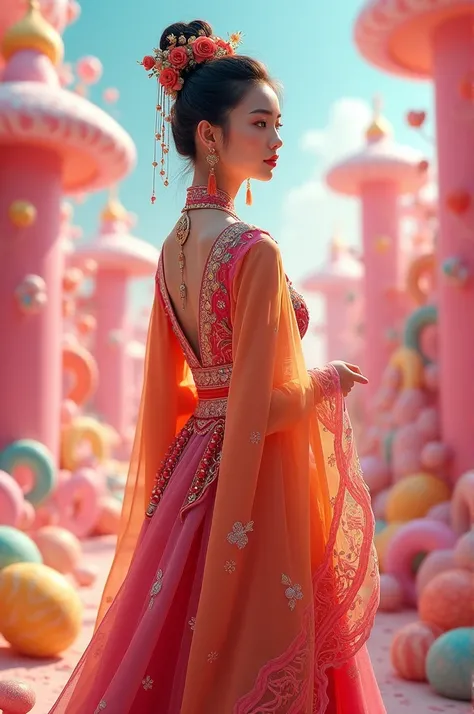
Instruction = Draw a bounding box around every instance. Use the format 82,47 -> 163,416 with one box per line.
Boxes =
54,468 -> 100,538
451,470 -> 474,535
385,519 -> 457,606
0,471 -> 24,527
426,501 -> 452,525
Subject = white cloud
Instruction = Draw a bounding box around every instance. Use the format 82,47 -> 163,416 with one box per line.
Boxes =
279,97 -> 372,279
279,98 -> 372,365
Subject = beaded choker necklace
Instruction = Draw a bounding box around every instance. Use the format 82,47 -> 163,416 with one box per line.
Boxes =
176,186 -> 240,309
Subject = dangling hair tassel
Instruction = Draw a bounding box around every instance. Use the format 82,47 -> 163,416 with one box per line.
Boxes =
246,178 -> 253,206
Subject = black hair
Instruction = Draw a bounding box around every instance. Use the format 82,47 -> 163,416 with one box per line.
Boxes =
159,20 -> 275,160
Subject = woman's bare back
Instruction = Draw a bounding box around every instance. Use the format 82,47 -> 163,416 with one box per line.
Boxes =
162,209 -> 240,361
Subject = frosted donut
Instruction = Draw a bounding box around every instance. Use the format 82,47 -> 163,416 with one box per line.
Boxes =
388,346 -> 424,390
54,469 -> 100,538
0,439 -> 55,506
385,519 -> 457,606
62,343 -> 98,406
451,470 -> 474,535
406,252 -> 436,305
61,417 -> 109,471
403,305 -> 438,364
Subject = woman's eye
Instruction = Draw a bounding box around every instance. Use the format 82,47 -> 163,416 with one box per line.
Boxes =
277,123 -> 284,129
255,121 -> 266,128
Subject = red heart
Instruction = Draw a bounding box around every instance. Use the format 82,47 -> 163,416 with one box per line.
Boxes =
459,72 -> 474,101
407,111 -> 426,128
446,190 -> 471,215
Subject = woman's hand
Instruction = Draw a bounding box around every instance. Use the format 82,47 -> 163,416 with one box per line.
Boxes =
329,361 -> 369,397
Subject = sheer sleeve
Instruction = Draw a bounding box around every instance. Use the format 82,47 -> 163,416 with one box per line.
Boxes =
231,238 -> 334,435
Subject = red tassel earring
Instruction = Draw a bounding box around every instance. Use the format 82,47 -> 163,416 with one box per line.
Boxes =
246,178 -> 253,206
206,148 -> 219,195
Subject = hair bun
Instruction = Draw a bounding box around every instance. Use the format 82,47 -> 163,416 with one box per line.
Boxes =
159,20 -> 213,51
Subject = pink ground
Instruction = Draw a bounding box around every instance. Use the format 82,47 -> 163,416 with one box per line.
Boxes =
0,537 -> 469,714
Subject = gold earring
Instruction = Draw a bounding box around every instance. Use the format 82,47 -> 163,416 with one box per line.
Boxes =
246,178 -> 253,206
206,148 -> 219,195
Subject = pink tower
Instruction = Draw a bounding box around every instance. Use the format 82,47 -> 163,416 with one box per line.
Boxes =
355,0 -> 474,478
72,195 -> 158,438
0,1 -> 135,462
300,235 -> 364,362
325,101 -> 427,404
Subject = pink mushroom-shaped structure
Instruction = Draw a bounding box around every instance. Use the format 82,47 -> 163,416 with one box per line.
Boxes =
0,1 -> 135,462
301,234 -> 364,362
325,101 -> 427,403
72,195 -> 158,437
355,0 -> 474,479
0,0 -> 78,72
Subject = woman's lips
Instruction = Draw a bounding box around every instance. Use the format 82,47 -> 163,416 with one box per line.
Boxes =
264,156 -> 278,168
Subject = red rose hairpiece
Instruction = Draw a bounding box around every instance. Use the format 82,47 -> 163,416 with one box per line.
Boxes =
138,29 -> 243,203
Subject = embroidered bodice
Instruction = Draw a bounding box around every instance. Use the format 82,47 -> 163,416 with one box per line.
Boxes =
157,223 -> 309,375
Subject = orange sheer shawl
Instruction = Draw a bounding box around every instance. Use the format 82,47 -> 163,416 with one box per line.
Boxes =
97,234 -> 379,712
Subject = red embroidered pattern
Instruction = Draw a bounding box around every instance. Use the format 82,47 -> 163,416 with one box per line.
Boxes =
146,420 -> 194,518
180,420 -> 225,520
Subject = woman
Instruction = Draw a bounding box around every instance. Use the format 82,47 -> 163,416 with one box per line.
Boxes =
49,20 -> 384,714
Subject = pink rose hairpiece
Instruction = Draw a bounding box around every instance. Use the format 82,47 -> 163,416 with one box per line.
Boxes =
139,29 -> 243,204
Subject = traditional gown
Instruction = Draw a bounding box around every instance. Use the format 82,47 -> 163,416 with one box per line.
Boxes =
49,223 -> 384,714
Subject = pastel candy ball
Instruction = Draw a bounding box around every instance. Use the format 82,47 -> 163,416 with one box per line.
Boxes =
426,627 -> 474,701
0,562 -> 82,657
390,621 -> 442,681
454,530 -> 474,571
378,573 -> 403,612
0,526 -> 42,570
416,549 -> 456,597
0,679 -> 36,713
386,473 -> 451,523
32,526 -> 82,574
419,569 -> 474,631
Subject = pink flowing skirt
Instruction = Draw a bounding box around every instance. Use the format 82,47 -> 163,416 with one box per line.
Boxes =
49,428 -> 385,714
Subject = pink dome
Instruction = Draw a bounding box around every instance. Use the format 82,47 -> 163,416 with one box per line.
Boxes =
73,232 -> 158,278
301,237 -> 363,293
0,0 -> 70,48
326,136 -> 426,196
354,0 -> 474,79
0,83 -> 136,193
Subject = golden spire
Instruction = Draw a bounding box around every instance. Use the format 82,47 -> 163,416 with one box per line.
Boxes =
1,0 -> 64,65
101,185 -> 128,222
365,94 -> 392,143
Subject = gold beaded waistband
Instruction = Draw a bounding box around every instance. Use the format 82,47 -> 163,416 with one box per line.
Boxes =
194,397 -> 228,420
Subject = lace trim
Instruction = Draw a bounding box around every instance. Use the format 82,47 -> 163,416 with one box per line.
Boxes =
233,365 -> 379,713
233,607 -> 312,714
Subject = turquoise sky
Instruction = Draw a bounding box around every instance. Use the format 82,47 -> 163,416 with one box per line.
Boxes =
64,0 -> 433,332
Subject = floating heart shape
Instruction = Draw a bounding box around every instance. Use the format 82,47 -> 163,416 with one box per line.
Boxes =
459,72 -> 474,101
446,190 -> 472,215
407,110 -> 426,128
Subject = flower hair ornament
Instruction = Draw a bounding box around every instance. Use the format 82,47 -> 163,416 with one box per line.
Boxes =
139,29 -> 243,204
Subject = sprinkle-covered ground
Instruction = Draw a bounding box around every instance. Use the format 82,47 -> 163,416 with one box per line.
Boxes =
0,537 -> 469,713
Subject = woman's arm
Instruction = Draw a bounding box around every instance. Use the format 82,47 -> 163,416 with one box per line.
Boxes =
231,236 -> 323,435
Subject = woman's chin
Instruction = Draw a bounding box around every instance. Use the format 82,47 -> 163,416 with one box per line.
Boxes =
255,168 -> 275,182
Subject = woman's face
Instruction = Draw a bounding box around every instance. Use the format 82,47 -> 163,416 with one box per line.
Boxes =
217,82 -> 283,183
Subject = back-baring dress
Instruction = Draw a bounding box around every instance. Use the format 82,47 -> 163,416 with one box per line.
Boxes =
48,224 -> 385,713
